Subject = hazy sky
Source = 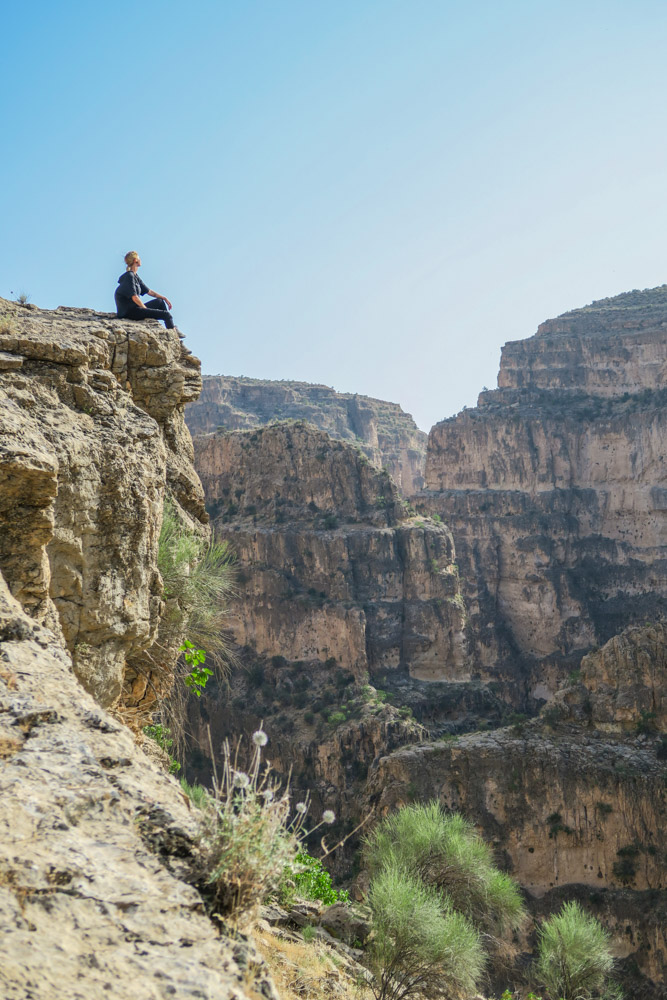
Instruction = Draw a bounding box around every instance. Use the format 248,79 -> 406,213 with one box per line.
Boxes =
2,0 -> 667,430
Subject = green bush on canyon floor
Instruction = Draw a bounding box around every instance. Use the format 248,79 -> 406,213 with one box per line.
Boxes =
364,803 -> 526,935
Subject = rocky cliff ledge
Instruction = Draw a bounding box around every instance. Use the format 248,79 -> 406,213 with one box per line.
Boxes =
0,300 -> 269,998
419,286 -> 667,698
0,299 -> 206,720
186,375 -> 427,494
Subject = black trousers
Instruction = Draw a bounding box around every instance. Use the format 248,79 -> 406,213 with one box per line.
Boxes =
123,298 -> 175,329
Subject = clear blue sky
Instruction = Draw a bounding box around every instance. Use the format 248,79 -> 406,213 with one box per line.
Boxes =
2,0 -> 667,430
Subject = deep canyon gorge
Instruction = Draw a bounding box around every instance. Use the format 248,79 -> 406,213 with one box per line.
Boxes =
0,286 -> 664,998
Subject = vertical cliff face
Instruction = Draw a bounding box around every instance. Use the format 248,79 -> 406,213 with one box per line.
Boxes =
419,287 -> 667,699
0,300 -> 275,999
185,375 -> 427,494
370,290 -> 667,995
194,422 -> 467,682
0,298 -> 207,715
186,421 -> 469,831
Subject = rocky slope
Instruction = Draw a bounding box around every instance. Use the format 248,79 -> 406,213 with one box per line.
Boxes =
185,375 -> 427,494
0,300 -> 270,999
419,286 -> 667,701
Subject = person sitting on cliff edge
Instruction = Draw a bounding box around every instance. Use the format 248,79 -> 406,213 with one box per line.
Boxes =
114,251 -> 182,335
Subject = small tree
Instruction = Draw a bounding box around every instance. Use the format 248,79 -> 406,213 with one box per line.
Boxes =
535,901 -> 618,1000
367,863 -> 484,1000
364,802 -> 526,935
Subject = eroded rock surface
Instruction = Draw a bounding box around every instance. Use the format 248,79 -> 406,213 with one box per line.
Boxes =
0,300 -> 272,998
0,576 -> 272,1000
194,422 -> 467,681
419,286 -> 667,699
186,375 -> 427,494
0,299 -> 206,717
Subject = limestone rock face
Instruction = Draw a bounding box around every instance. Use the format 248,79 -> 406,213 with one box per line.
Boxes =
420,287 -> 667,696
0,575 -> 271,1000
194,422 -> 468,681
186,375 -> 427,494
186,421 -> 467,861
556,623 -> 667,731
0,298 -> 207,713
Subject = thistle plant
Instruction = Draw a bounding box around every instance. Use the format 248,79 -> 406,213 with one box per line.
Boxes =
183,728 -> 338,925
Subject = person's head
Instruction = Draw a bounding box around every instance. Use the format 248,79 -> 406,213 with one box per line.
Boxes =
124,250 -> 141,271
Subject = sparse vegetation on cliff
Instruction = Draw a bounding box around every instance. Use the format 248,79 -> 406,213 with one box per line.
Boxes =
182,730 -> 338,925
366,863 -> 484,1000
158,500 -> 235,657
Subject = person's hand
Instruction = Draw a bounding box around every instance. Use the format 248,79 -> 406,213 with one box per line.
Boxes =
164,297 -> 173,310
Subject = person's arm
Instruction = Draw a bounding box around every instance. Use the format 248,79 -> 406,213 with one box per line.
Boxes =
132,294 -> 146,307
147,288 -> 173,310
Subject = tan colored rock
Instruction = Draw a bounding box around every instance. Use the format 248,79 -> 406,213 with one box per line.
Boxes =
186,375 -> 427,494
0,297 -> 207,714
554,623 -> 667,731
194,422 -> 468,681
419,286 -> 667,694
0,573 -> 271,1000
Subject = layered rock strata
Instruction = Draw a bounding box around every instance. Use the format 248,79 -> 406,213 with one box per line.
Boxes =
187,421 -> 469,839
186,375 -> 427,494
0,299 -> 206,720
194,422 -> 467,681
419,286 -> 667,699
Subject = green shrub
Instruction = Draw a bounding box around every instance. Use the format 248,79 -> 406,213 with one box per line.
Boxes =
158,500 -> 235,658
301,924 -> 317,943
280,849 -> 350,907
143,723 -> 181,774
535,901 -> 617,1000
364,802 -> 525,934
367,862 -> 484,1000
155,500 -> 235,756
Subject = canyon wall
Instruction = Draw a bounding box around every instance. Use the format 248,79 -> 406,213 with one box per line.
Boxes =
187,288 -> 667,996
0,299 -> 268,999
186,375 -> 427,494
194,422 -> 467,682
187,421 -> 472,828
419,286 -> 667,700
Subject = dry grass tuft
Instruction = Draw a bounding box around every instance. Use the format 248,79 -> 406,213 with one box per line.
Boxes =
254,926 -> 373,1000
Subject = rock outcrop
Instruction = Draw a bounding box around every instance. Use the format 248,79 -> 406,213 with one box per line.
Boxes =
418,286 -> 667,700
0,299 -> 206,721
186,421 -> 470,837
0,300 -> 270,998
186,375 -> 427,494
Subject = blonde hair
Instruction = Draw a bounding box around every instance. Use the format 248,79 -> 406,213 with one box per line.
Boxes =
124,250 -> 140,270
